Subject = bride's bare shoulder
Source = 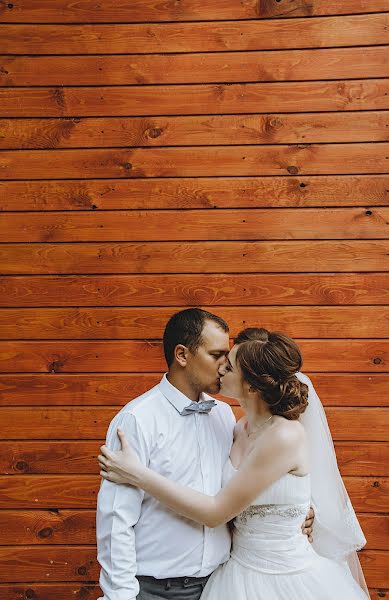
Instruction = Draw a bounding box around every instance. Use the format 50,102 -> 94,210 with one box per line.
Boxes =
266,416 -> 305,449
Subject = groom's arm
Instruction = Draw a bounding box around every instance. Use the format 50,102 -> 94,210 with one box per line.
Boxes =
97,412 -> 149,600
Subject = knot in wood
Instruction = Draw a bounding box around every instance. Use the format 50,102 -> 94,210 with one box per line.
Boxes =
77,565 -> 88,575
15,460 -> 29,472
147,127 -> 162,139
49,360 -> 63,373
287,166 -> 299,175
25,590 -> 35,599
373,357 -> 382,365
268,118 -> 283,130
38,527 -> 53,539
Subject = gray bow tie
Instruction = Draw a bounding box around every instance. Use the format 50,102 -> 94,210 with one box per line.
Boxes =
181,399 -> 216,416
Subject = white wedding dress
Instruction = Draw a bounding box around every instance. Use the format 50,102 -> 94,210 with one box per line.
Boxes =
201,459 -> 368,600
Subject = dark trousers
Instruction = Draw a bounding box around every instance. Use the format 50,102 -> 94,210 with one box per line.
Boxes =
137,575 -> 211,600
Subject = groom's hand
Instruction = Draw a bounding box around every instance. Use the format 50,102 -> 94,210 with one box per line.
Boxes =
302,507 -> 314,543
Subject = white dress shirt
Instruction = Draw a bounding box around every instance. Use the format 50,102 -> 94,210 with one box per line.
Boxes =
96,374 -> 236,600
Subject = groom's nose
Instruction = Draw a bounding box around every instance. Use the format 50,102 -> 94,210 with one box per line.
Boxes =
218,360 -> 228,376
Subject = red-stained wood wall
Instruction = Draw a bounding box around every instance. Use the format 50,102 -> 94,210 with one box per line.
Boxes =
0,1 -> 388,598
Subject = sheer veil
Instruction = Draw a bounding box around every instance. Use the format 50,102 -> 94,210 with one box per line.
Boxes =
296,372 -> 369,597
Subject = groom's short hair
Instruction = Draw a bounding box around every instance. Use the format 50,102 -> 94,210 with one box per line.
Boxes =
163,308 -> 229,367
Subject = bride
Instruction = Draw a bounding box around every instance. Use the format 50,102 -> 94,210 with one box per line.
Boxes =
98,327 -> 369,599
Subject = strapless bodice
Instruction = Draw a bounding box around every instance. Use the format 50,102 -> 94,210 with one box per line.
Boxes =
223,459 -> 314,574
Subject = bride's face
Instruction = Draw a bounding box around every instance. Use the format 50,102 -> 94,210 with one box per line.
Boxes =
219,344 -> 245,401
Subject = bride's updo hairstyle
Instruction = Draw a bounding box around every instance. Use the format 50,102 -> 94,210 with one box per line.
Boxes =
234,328 -> 308,420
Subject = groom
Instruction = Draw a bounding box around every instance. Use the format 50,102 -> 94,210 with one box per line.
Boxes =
96,308 -> 313,600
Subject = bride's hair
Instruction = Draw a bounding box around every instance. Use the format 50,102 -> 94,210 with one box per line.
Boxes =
234,328 -> 308,420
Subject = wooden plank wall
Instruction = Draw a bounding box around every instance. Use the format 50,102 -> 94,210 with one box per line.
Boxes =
0,1 -> 388,598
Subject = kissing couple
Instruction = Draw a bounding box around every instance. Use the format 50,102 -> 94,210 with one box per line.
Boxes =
97,308 -> 369,600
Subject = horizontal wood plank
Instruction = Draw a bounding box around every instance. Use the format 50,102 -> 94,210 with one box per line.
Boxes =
0,586 -> 385,600
2,111 -> 389,149
1,80 -> 387,118
0,0 -> 388,22
0,510 -> 96,545
0,547 -> 385,586
0,441 -> 387,476
369,592 -> 389,600
2,208 -> 388,243
1,14 -> 388,54
0,547 -> 385,588
0,510 -> 386,548
1,306 -> 388,339
0,546 -> 98,582
1,176 -> 389,211
359,515 -> 389,551
1,47 -> 388,87
0,340 -> 387,373
0,475 -> 387,512
359,550 -> 389,588
0,407 -> 387,440
0,373 -> 387,407
0,274 -> 388,307
0,476 -> 100,509
0,241 -> 387,274
1,144 -> 389,179
0,583 -> 101,599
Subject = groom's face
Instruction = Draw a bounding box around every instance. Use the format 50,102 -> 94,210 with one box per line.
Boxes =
186,320 -> 230,395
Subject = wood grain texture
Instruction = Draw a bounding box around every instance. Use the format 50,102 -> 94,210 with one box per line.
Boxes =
1,79 -> 388,118
0,340 -> 387,373
0,546 -> 386,585
1,176 -> 389,211
1,144 -> 389,179
1,241 -> 387,274
0,510 -> 386,548
1,306 -> 388,339
0,546 -> 99,582
0,406 -> 387,440
1,47 -> 388,87
359,550 -> 389,588
0,475 -> 387,512
0,373 -> 387,406
3,112 -> 389,149
1,14 -> 388,54
360,515 -> 389,551
0,585 -> 385,600
0,441 -> 387,476
0,0 -> 388,22
1,1 -> 388,590
0,510 -> 96,545
0,583 -> 102,600
0,274 -> 388,307
2,208 -> 388,243
0,339 -> 389,373
0,475 -> 100,509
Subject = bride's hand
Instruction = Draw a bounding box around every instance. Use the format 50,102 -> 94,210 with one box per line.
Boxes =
98,428 -> 144,486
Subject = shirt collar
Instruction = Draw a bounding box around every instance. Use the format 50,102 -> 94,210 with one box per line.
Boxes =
158,373 -> 207,414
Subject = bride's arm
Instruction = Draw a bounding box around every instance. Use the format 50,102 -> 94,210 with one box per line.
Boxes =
99,422 -> 303,528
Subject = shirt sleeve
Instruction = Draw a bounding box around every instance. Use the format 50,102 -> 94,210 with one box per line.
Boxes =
96,410 -> 150,600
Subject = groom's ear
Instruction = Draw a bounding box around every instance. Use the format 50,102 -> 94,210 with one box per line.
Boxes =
174,344 -> 189,367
